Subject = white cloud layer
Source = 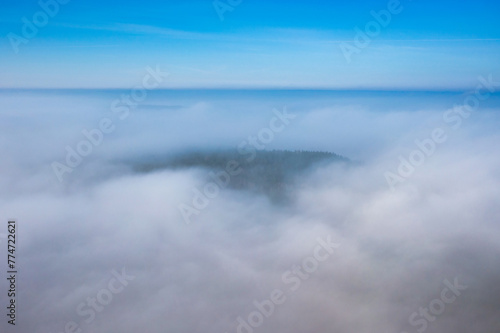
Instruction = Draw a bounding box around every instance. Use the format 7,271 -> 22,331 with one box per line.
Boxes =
0,90 -> 499,333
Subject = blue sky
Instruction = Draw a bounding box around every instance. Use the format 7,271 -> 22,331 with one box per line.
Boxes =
1,0 -> 499,88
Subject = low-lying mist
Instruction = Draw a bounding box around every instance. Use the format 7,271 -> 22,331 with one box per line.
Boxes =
1,90 -> 499,333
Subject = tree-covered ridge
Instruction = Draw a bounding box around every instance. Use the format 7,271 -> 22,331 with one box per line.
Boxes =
134,149 -> 349,201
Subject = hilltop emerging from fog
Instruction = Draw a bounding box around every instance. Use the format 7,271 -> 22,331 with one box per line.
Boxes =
133,149 -> 349,201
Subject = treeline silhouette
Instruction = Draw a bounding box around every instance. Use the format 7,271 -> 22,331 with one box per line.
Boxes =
135,149 -> 348,201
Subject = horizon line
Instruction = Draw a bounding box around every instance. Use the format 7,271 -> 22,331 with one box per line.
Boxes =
0,87 -> 489,93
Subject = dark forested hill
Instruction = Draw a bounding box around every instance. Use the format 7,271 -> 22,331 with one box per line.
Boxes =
133,150 -> 349,201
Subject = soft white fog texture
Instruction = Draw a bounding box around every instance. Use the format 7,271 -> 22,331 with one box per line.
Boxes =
1,90 -> 499,333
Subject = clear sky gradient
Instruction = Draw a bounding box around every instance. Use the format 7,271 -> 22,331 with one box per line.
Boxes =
1,0 -> 499,89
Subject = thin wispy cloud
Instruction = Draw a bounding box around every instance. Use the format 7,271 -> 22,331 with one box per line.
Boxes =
54,22 -> 210,39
